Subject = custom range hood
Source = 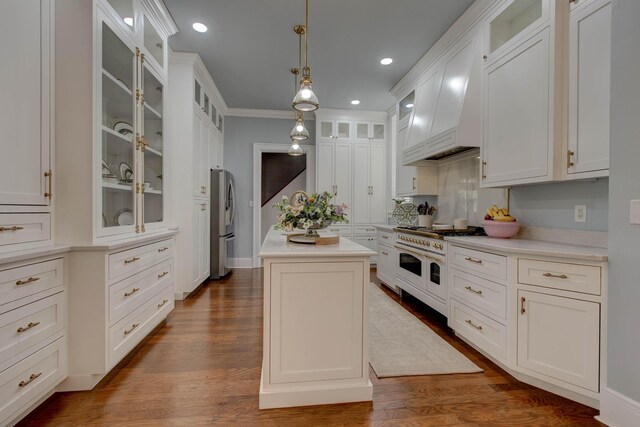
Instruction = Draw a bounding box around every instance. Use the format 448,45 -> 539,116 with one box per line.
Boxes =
402,35 -> 482,165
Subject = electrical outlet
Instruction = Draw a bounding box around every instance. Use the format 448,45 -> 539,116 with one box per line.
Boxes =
575,205 -> 587,223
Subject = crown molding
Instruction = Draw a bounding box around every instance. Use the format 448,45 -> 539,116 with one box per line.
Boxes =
225,108 -> 315,120
314,108 -> 387,121
169,51 -> 228,113
140,0 -> 178,38
390,0 -> 504,101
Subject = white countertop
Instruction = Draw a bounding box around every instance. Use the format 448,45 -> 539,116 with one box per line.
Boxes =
0,245 -> 71,266
70,229 -> 179,251
259,229 -> 376,258
445,236 -> 608,262
374,225 -> 395,231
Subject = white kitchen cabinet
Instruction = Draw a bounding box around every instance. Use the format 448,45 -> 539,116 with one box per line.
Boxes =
517,290 -> 600,392
376,243 -> 396,288
395,123 -> 438,197
353,236 -> 378,264
356,122 -> 386,143
353,143 -> 387,225
406,69 -> 443,149
317,142 -> 352,217
566,0 -> 611,178
0,0 -> 52,208
318,119 -> 352,142
191,199 -> 209,287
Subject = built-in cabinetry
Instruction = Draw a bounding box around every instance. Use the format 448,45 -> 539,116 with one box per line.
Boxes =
447,241 -> 606,408
375,227 -> 397,292
395,110 -> 438,197
168,52 -> 226,299
316,110 -> 388,256
0,0 -> 54,253
0,251 -> 68,426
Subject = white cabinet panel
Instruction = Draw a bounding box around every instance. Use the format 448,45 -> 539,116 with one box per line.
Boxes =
517,290 -> 600,392
376,244 -> 396,287
406,70 -> 443,148
192,111 -> 203,197
0,0 -> 51,207
192,199 -> 203,286
334,143 -> 352,214
483,29 -> 550,185
567,0 -> 611,176
396,125 -> 415,195
316,143 -> 334,194
352,145 -> 370,224
369,144 -> 387,224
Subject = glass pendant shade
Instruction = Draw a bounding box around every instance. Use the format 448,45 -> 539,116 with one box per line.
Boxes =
292,75 -> 319,112
290,115 -> 309,141
288,140 -> 303,156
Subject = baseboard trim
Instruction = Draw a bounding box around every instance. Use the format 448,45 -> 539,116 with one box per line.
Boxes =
597,387 -> 640,427
229,258 -> 253,268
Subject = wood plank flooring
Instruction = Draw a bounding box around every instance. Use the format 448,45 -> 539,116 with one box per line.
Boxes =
20,268 -> 602,426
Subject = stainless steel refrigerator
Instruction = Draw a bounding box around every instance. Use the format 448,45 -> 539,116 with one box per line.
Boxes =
210,169 -> 235,279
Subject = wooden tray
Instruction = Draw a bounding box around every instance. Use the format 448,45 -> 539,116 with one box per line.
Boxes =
287,233 -> 340,245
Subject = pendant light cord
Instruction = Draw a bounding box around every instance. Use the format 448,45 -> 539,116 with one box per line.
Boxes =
305,0 -> 309,69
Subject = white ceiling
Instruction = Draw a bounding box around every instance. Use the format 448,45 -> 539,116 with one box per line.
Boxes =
164,0 -> 474,111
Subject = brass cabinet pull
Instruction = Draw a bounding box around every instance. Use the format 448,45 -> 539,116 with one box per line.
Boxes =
482,161 -> 487,179
482,54 -> 488,60
158,299 -> 169,308
521,297 -> 526,315
158,246 -> 169,253
0,226 -> 25,232
124,287 -> 140,297
464,285 -> 483,295
16,277 -> 40,286
201,204 -> 206,211
124,257 -> 140,264
381,251 -> 388,256
124,323 -> 140,335
158,271 -> 168,279
19,372 -> 42,388
44,170 -> 53,200
543,272 -> 569,279
381,235 -> 388,239
465,319 -> 483,331
465,257 -> 483,264
17,321 -> 41,333
567,150 -> 575,168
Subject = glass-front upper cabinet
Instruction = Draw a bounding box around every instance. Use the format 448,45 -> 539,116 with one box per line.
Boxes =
100,20 -> 136,234
106,0 -> 135,32
143,13 -> 164,70
142,63 -> 164,228
399,91 -> 415,123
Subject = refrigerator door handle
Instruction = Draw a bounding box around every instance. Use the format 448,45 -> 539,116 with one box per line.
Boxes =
228,179 -> 236,227
225,234 -> 236,242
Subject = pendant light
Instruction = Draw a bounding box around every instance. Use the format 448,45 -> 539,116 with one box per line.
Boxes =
289,68 -> 310,141
292,0 -> 319,112
288,139 -> 303,156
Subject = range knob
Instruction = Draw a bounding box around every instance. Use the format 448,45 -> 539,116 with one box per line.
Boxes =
425,241 -> 431,247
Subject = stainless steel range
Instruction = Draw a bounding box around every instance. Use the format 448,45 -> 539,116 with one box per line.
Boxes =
393,227 -> 484,316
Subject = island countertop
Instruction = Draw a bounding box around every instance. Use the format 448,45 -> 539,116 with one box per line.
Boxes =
259,228 -> 376,258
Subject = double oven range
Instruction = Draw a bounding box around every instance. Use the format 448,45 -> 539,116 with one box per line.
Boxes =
394,227 -> 484,316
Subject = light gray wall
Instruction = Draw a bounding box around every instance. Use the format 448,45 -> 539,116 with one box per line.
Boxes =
607,0 -> 640,403
224,116 -> 315,259
509,179 -> 609,231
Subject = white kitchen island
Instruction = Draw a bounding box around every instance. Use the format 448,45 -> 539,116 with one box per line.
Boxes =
258,228 -> 376,409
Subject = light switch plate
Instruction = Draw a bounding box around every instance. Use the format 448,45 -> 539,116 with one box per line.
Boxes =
575,205 -> 587,223
630,200 -> 640,224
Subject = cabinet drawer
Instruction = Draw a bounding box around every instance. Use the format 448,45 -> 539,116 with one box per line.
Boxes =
0,292 -> 64,371
450,299 -> 507,361
0,214 -> 50,247
377,229 -> 395,245
518,259 -> 601,295
108,285 -> 173,368
353,225 -> 378,235
109,260 -> 173,325
0,338 -> 66,426
325,225 -> 352,237
450,246 -> 507,282
0,258 -> 64,309
449,268 -> 507,321
108,239 -> 174,282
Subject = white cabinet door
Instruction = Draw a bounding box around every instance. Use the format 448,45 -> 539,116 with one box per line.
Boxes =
567,0 -> 611,176
377,244 -> 396,285
192,199 -> 203,286
369,144 -> 387,224
355,122 -> 386,142
318,120 -> 335,142
334,143 -> 352,216
371,123 -> 386,142
396,125 -> 417,196
334,120 -> 352,142
517,290 -> 600,392
356,122 -> 370,142
200,125 -> 211,199
217,137 -> 224,169
209,128 -> 219,171
316,143 -> 334,194
482,29 -> 550,185
201,201 -> 210,279
192,111 -> 203,197
0,0 -> 51,206
406,69 -> 443,148
352,144 -> 370,224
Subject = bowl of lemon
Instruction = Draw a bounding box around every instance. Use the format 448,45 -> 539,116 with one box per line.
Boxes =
482,205 -> 520,239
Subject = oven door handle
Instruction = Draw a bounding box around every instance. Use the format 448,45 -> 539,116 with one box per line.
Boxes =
394,245 -> 425,258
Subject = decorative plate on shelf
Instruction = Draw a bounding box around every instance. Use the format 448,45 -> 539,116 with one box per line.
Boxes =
119,162 -> 133,182
114,208 -> 134,226
113,121 -> 133,136
392,203 -> 418,227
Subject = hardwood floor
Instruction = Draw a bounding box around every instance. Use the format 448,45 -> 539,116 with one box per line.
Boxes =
20,268 -> 602,426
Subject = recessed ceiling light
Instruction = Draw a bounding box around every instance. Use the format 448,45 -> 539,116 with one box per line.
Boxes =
123,17 -> 133,26
350,100 -> 360,105
405,103 -> 414,108
192,22 -> 208,33
380,58 -> 393,65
